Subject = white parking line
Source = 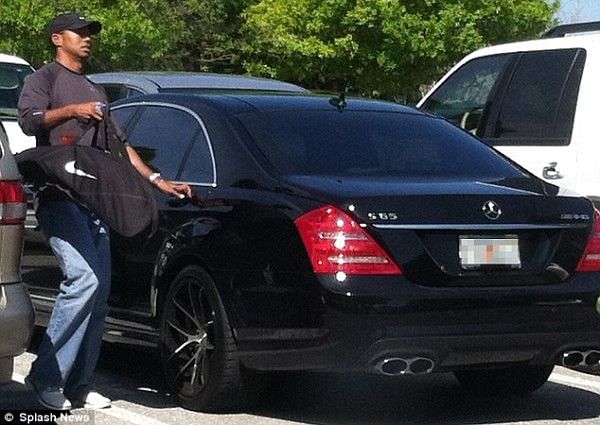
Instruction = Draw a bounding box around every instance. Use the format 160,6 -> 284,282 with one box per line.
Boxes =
12,372 -> 172,425
93,405 -> 172,425
12,372 -> 24,385
550,370 -> 600,393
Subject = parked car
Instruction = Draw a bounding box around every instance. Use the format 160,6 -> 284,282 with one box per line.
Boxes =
418,21 -> 600,206
22,92 -> 600,411
0,121 -> 34,384
87,71 -> 308,102
0,53 -> 35,154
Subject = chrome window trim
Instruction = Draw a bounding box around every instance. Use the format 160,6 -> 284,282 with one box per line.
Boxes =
372,223 -> 589,230
112,101 -> 218,187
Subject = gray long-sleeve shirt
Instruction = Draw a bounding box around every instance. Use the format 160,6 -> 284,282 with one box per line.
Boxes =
17,61 -> 127,203
18,61 -> 124,148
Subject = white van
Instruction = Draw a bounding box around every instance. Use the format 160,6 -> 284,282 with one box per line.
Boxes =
418,22 -> 600,206
0,54 -> 35,153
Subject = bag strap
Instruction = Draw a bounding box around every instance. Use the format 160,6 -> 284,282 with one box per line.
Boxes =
73,120 -> 97,146
103,108 -> 130,160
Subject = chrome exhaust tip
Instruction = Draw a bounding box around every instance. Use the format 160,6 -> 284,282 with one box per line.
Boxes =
409,357 -> 435,375
561,350 -> 600,367
562,351 -> 584,367
584,351 -> 600,366
377,358 -> 409,376
375,357 -> 435,376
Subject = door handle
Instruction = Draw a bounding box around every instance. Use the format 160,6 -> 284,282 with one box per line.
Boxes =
542,162 -> 563,180
167,195 -> 191,207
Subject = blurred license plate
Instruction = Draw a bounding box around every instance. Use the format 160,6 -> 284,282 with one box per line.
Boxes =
459,236 -> 521,269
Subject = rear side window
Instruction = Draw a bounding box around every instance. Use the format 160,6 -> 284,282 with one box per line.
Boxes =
102,85 -> 126,103
111,105 -> 138,130
179,131 -> 215,184
124,105 -> 199,179
102,84 -> 145,102
238,110 -> 525,180
489,49 -> 585,146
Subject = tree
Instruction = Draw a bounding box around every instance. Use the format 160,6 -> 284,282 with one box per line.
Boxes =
164,0 -> 255,73
241,0 -> 559,101
0,0 -> 247,73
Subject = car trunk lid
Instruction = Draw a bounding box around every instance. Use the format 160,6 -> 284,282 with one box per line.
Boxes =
286,175 -> 594,286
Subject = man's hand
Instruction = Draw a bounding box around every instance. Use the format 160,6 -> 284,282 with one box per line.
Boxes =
155,179 -> 193,199
43,101 -> 105,128
124,145 -> 193,199
70,101 -> 104,122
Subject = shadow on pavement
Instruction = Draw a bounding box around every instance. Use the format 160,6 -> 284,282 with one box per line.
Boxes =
92,342 -> 177,410
249,371 -> 600,425
12,333 -> 600,423
16,331 -> 176,411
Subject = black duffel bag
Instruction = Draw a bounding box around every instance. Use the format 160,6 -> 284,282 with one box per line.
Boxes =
16,144 -> 159,238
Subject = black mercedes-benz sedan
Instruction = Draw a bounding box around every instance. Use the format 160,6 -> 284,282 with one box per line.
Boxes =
23,93 -> 600,411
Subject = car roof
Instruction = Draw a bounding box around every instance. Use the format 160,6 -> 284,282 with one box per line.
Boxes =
0,53 -> 32,66
88,71 -> 309,93
113,93 -> 421,116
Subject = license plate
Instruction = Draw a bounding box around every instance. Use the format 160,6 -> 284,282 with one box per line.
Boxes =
459,235 -> 521,269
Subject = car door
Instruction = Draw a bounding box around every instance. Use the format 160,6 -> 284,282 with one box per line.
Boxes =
419,48 -> 586,192
109,102 -> 216,312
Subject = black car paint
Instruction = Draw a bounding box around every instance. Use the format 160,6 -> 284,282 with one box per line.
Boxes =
24,93 -> 600,376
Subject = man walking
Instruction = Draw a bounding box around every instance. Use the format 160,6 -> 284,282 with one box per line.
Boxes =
18,12 -> 190,410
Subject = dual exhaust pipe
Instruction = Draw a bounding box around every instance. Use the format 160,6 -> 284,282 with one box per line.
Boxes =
374,350 -> 600,375
562,350 -> 600,367
374,356 -> 435,376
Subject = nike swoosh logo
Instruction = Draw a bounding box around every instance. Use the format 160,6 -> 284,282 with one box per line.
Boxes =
64,160 -> 98,180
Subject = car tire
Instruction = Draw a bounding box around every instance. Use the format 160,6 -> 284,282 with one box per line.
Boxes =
0,357 -> 14,384
454,364 -> 554,395
159,265 -> 244,412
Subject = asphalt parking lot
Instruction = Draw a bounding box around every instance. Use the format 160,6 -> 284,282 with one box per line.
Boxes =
4,341 -> 600,425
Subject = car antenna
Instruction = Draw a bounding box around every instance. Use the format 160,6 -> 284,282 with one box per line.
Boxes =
329,92 -> 347,111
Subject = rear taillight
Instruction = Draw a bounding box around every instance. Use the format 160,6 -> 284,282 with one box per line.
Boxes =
0,180 -> 26,225
295,205 -> 402,275
577,210 -> 600,272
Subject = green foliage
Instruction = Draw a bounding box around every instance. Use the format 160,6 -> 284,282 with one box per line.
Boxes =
0,0 -> 559,99
242,0 -> 559,100
0,0 -> 248,73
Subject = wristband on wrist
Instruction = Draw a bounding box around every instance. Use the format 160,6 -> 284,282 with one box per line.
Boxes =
149,172 -> 162,185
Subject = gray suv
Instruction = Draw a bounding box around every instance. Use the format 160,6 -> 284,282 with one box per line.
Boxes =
0,121 -> 33,383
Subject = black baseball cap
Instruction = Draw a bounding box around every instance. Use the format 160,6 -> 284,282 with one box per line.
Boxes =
48,13 -> 102,36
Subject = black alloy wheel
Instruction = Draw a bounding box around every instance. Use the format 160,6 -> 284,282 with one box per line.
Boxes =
454,364 -> 554,396
160,265 -> 243,411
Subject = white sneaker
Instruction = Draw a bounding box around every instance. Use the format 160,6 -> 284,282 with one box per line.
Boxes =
70,390 -> 111,409
25,376 -> 72,411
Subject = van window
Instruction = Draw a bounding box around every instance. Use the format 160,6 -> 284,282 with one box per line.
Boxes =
488,49 -> 585,146
0,63 -> 34,118
420,54 -> 512,135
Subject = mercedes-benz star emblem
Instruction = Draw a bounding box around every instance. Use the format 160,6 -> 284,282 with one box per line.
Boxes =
482,200 -> 502,220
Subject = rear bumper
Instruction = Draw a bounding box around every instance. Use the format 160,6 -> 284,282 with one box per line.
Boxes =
238,272 -> 600,373
0,282 -> 35,359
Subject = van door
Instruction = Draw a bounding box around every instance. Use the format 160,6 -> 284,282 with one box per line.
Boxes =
419,49 -> 586,193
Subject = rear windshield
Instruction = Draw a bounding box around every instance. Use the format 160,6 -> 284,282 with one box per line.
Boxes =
0,62 -> 34,118
237,110 -> 526,179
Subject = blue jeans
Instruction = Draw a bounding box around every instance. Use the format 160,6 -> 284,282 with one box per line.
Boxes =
30,201 -> 111,392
